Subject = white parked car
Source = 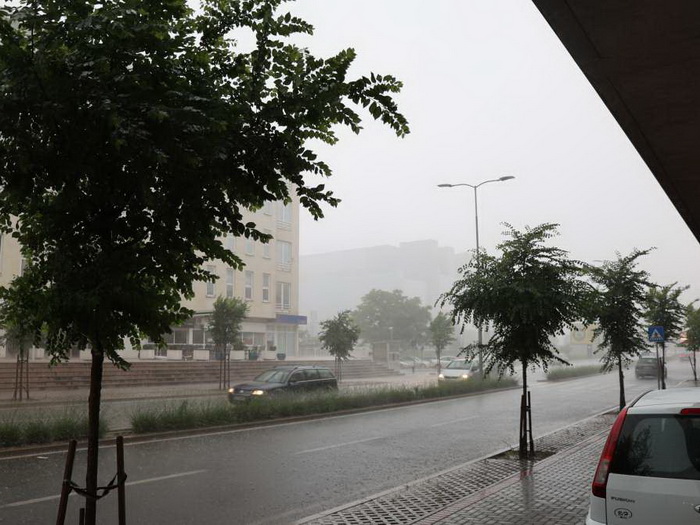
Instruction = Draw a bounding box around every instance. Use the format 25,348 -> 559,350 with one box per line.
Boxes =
586,388 -> 700,524
437,358 -> 479,381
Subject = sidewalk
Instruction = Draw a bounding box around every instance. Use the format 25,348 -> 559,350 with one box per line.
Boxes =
297,412 -> 614,525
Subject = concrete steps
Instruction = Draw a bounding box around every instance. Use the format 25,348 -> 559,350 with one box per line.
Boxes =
0,359 -> 400,391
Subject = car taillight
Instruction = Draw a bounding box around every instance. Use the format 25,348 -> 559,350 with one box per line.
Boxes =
680,408 -> 700,415
591,406 -> 628,498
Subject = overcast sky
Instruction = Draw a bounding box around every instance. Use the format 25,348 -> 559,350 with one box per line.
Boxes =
288,0 -> 700,300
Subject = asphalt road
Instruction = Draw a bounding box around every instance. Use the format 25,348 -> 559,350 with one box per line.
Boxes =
0,363 -> 690,525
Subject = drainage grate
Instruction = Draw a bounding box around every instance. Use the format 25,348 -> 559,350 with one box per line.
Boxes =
298,413 -> 616,525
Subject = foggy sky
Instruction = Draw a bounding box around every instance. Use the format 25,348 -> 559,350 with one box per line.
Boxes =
289,0 -> 700,301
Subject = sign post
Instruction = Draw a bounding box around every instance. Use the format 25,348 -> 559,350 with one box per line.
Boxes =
648,326 -> 666,390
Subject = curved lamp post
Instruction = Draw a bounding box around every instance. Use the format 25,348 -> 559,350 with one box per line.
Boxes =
437,176 -> 515,376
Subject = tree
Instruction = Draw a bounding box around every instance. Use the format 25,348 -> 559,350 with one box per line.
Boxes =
685,304 -> 700,382
586,249 -> 653,410
0,274 -> 45,401
440,223 -> 587,458
644,283 -> 688,390
208,296 -> 248,389
429,312 -> 455,376
319,310 -> 360,381
0,2 -> 408,522
352,289 -> 431,349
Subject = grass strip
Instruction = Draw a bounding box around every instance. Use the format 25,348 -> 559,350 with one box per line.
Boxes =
546,364 -> 603,381
130,377 -> 517,434
0,409 -> 108,448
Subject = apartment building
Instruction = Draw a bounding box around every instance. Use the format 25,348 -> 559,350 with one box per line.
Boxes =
0,198 -> 305,360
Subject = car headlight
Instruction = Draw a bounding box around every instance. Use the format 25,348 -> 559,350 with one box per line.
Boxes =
228,388 -> 234,394
251,389 -> 265,396
438,373 -> 444,379
461,374 -> 470,379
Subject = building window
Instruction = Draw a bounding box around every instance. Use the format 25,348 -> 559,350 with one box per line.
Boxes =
206,265 -> 216,297
263,201 -> 273,215
276,281 -> 291,311
276,241 -> 292,271
225,235 -> 235,251
226,268 -> 234,298
245,271 -> 254,301
262,273 -> 271,303
262,229 -> 272,259
245,237 -> 255,256
276,201 -> 292,230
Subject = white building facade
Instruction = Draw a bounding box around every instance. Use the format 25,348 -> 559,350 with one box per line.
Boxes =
0,197 -> 305,361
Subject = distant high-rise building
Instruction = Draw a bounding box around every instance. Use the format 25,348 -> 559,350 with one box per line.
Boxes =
300,240 -> 469,335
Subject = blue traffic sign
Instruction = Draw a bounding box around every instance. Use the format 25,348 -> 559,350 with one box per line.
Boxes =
648,326 -> 665,343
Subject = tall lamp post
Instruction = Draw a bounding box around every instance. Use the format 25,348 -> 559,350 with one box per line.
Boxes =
438,176 -> 515,376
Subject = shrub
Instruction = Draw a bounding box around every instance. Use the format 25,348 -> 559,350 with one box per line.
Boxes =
546,365 -> 603,381
130,376 -> 518,434
0,422 -> 22,447
22,421 -> 53,444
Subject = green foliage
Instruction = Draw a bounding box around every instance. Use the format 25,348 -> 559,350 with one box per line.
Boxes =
0,274 -> 45,358
441,223 -> 587,377
208,296 -> 248,354
546,365 -> 603,381
130,377 -> 517,434
352,289 -> 431,347
0,421 -> 22,447
430,312 -> 455,353
0,411 -> 104,447
586,249 -> 653,371
644,283 -> 689,344
686,304 -> 700,352
0,0 -> 408,368
319,310 -> 360,361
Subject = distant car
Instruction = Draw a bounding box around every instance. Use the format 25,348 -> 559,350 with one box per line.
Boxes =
634,355 -> 667,379
399,356 -> 429,369
227,365 -> 338,402
438,358 -> 479,381
586,388 -> 700,524
431,356 -> 457,368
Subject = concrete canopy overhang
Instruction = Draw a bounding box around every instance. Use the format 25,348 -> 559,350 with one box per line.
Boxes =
532,1 -> 700,242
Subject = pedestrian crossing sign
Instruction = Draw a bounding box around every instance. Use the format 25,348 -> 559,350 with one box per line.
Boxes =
648,326 -> 665,343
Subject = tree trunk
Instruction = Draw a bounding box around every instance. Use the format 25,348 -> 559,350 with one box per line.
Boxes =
661,342 -> 666,390
85,346 -> 105,525
618,356 -> 626,411
519,361 -> 528,459
436,347 -> 442,376
694,351 -> 698,382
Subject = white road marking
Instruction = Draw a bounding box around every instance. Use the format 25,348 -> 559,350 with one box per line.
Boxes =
296,436 -> 386,454
0,470 -> 207,509
429,416 -> 477,428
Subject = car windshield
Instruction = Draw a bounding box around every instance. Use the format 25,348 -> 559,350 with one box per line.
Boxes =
446,360 -> 474,370
639,357 -> 658,364
253,369 -> 290,383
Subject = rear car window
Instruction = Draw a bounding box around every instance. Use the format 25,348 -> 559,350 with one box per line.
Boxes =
611,414 -> 700,480
638,357 -> 658,364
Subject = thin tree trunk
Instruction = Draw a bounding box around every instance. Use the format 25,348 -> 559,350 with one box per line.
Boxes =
519,361 -> 528,459
618,356 -> 626,411
85,346 -> 105,525
661,342 -> 666,390
694,351 -> 698,382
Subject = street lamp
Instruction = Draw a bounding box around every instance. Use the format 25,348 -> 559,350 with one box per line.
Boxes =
437,176 -> 515,376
